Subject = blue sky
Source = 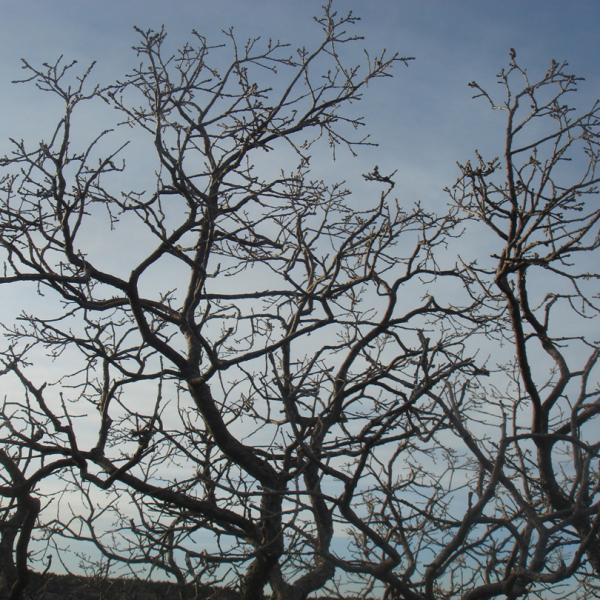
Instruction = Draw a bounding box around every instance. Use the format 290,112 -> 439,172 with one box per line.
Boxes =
1,0 -> 598,347
1,1 -> 599,583
1,0 -> 598,199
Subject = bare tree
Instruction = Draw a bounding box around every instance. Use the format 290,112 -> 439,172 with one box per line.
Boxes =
324,53 -> 600,600
0,4 -> 598,600
0,451 -> 39,599
0,435 -> 70,598
448,53 -> 600,597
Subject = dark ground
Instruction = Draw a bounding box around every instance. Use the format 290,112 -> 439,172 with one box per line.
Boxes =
21,572 -> 213,599
18,572 -> 359,600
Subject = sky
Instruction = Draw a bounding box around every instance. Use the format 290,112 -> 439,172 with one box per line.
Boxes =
1,0 -> 599,584
1,0 -> 598,328
1,0 -> 599,204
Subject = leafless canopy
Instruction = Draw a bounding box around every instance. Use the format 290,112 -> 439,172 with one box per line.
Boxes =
0,5 -> 598,600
